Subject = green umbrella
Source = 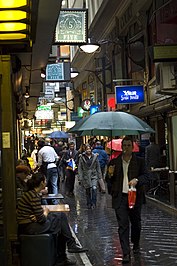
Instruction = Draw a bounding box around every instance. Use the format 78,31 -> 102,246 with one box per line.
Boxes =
67,116 -> 90,135
72,111 -> 155,137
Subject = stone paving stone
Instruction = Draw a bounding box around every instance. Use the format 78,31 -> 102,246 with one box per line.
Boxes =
61,181 -> 177,265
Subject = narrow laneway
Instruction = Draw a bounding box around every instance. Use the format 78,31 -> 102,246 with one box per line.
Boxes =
61,180 -> 177,266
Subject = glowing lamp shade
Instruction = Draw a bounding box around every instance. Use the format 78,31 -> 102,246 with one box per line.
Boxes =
0,0 -> 27,8
80,44 -> 100,53
80,38 -> 100,53
0,33 -> 27,40
0,10 -> 27,21
0,23 -> 27,31
0,0 -> 30,42
70,68 -> 79,78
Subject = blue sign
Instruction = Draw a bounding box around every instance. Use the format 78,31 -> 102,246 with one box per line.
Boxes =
46,63 -> 64,81
90,105 -> 100,114
46,62 -> 71,81
115,85 -> 144,104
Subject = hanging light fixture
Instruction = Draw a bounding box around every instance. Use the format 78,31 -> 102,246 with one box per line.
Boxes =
70,67 -> 79,78
79,38 -> 100,53
24,86 -> 30,98
40,68 -> 46,78
0,0 -> 31,42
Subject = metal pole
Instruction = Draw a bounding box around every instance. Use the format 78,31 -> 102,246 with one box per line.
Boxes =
169,171 -> 176,207
102,57 -> 106,110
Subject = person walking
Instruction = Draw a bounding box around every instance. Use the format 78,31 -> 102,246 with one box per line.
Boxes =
17,172 -> 88,266
63,142 -> 78,197
145,135 -> 161,170
78,144 -> 102,209
92,141 -> 109,193
37,139 -> 59,204
108,136 -> 148,263
145,135 -> 161,190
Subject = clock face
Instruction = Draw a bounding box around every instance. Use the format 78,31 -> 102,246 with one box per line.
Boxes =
81,99 -> 91,111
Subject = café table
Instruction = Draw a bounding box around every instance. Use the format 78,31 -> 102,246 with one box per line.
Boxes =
42,193 -> 64,200
42,193 -> 64,199
42,204 -> 70,212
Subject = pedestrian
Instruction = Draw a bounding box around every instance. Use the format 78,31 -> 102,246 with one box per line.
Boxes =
30,144 -> 38,170
92,141 -> 109,193
17,172 -> 88,266
145,135 -> 161,190
37,139 -> 59,204
145,135 -> 161,170
107,136 -> 148,263
78,144 -> 102,209
78,143 -> 86,156
63,142 -> 78,197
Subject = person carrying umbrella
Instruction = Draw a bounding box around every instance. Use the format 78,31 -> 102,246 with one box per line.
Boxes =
107,136 -> 148,263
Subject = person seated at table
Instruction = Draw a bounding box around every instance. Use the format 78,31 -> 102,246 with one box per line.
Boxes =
16,165 -> 31,193
17,172 -> 88,266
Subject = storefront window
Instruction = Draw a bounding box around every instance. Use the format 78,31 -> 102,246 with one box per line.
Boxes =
150,0 -> 177,45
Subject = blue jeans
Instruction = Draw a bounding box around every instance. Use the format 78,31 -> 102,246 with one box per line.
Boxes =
46,167 -> 59,204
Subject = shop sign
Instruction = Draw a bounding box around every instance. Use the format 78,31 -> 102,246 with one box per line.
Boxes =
81,99 -> 91,111
37,105 -> 51,111
153,45 -> 177,61
115,85 -> 144,104
90,105 -> 100,115
55,9 -> 88,44
78,107 -> 86,117
46,62 -> 70,81
35,110 -> 54,120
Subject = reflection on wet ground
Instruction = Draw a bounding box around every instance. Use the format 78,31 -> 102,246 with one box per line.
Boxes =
61,180 -> 177,265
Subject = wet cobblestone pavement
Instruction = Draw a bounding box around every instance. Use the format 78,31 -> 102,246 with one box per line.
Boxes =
61,180 -> 177,266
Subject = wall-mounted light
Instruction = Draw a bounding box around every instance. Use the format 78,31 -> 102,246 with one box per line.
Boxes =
24,86 -> 30,98
47,102 -> 55,106
79,38 -> 100,53
0,0 -> 31,42
40,68 -> 46,78
70,67 -> 79,78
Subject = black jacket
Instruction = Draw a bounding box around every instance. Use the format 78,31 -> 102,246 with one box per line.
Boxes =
109,153 -> 148,209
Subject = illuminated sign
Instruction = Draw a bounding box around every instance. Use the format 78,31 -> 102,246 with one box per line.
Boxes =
90,105 -> 100,114
35,110 -> 54,120
78,107 -> 86,117
46,62 -> 71,81
115,85 -> 144,104
55,9 -> 88,44
81,99 -> 91,111
37,105 -> 51,111
108,98 -> 115,108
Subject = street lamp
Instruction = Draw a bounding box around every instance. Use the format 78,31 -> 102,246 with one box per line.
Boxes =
79,38 -> 100,53
70,68 -> 79,78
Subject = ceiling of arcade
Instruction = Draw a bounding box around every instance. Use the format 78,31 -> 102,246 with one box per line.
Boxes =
14,0 -> 62,119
